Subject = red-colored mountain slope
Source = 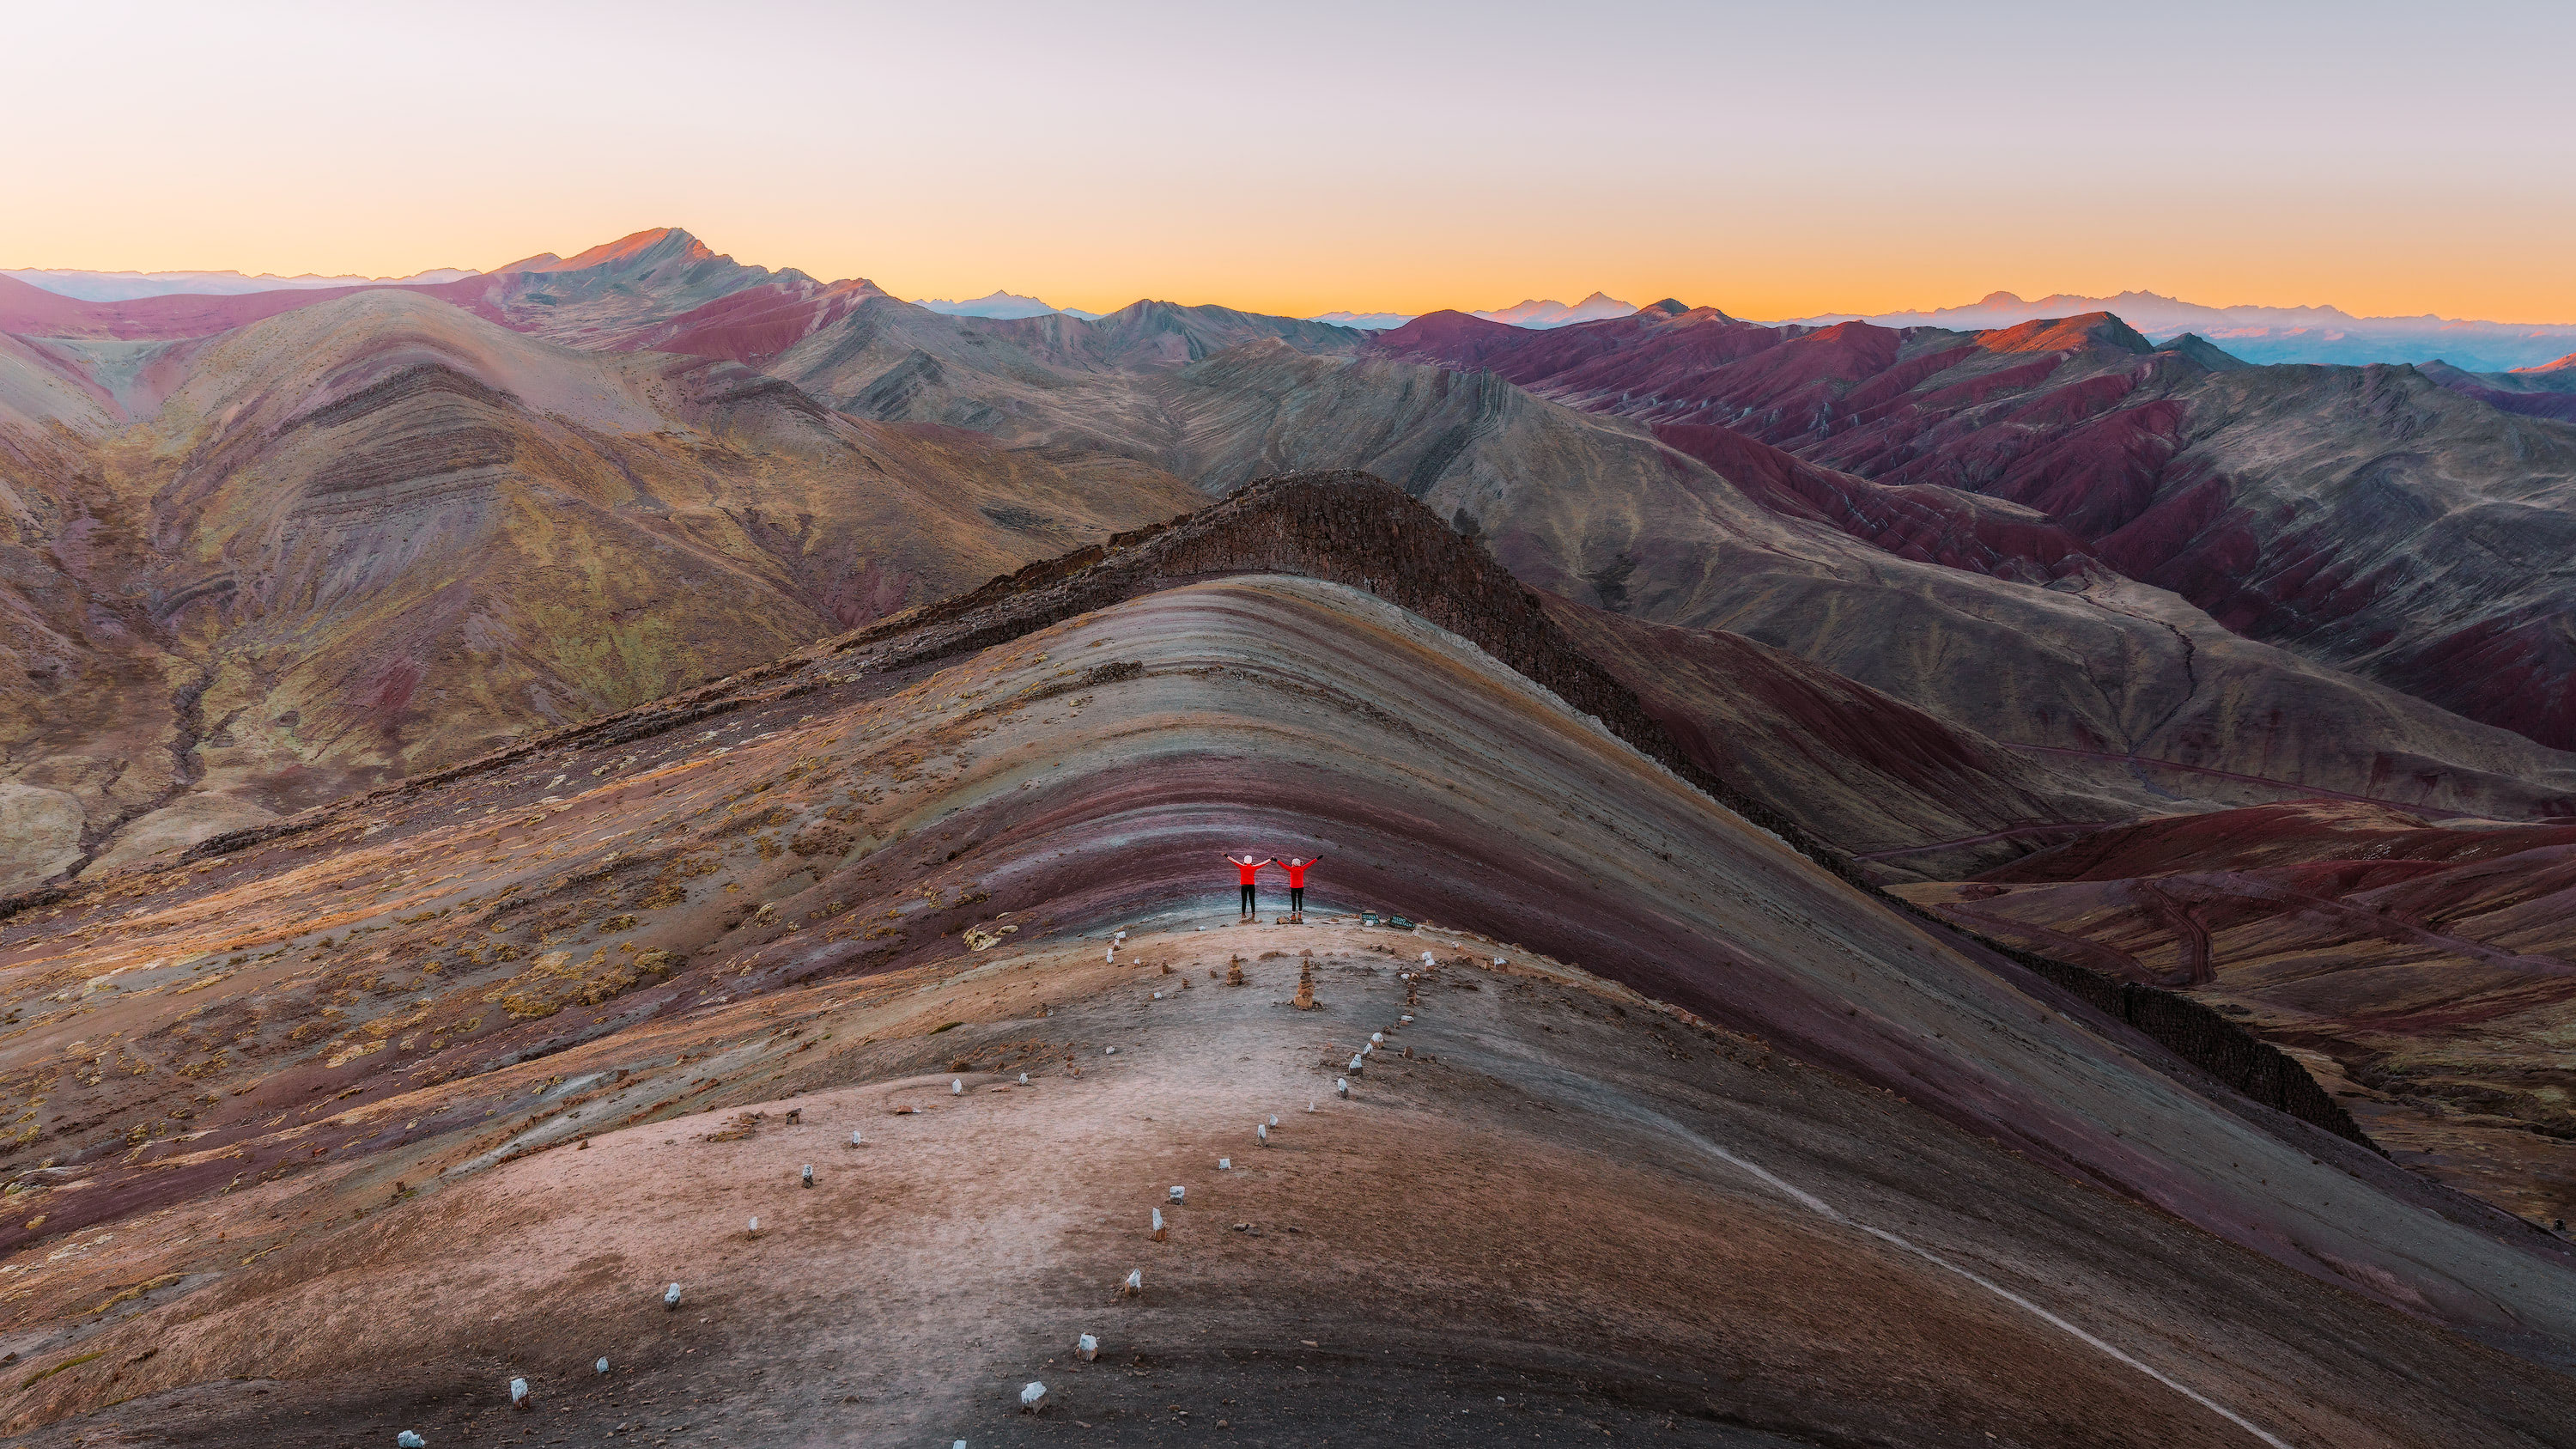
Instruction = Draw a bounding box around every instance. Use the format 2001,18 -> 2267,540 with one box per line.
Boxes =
1899,797 -> 2576,1227
1370,305 -> 2576,752
2423,354 -> 2576,424
4,478 -> 2572,1449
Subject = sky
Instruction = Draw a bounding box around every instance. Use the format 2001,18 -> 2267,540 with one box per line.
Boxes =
8,0 -> 2575,322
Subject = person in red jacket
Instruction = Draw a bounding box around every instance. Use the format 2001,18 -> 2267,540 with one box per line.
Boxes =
1279,855 -> 1323,922
1222,854 -> 1273,920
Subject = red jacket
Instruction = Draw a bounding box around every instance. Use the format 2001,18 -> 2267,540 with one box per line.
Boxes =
1283,858 -> 1321,887
1233,859 -> 1273,885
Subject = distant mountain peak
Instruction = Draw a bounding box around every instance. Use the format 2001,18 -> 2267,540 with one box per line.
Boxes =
916,289 -> 1067,320
2153,332 -> 2252,372
1789,288 -> 2576,369
1473,293 -> 1640,329
1308,308 -> 1416,330
0,265 -> 480,302
536,228 -> 715,274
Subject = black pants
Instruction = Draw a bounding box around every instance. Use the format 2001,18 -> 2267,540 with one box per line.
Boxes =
1241,885 -> 1256,913
1290,886 -> 1304,913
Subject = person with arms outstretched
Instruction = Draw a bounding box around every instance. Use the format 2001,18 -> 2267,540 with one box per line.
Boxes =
1279,854 -> 1323,922
1223,854 -> 1273,920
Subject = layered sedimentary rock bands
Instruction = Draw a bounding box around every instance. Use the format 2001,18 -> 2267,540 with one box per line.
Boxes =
860,338 -> 2576,844
1898,799 -> 2576,1226
1370,302 -> 2576,752
21,227 -> 2576,901
2,569 -> 2570,1442
0,290 -> 1201,888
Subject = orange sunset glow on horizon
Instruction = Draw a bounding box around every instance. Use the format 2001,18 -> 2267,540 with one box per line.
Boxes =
7,0 -> 2575,326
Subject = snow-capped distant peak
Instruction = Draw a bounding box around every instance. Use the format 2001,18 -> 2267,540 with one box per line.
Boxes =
1309,310 -> 1417,330
1472,292 -> 1639,329
2,265 -> 481,302
915,289 -> 1070,320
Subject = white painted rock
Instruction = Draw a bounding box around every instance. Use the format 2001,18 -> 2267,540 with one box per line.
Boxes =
1022,1381 -> 1048,1409
850,1130 -> 865,1147
1218,1157 -> 1232,1170
1335,1078 -> 1349,1097
1168,1184 -> 1186,1203
952,1078 -> 963,1095
398,1434 -> 427,1448
1077,1331 -> 1099,1361
1019,1073 -> 1029,1084
596,1357 -> 610,1374
509,1377 -> 529,1407
801,1165 -> 814,1186
664,1282 -> 682,1308
1256,1123 -> 1269,1143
